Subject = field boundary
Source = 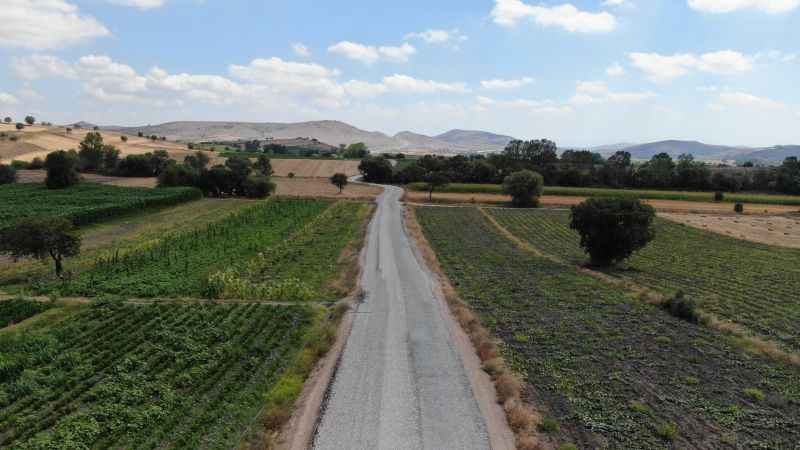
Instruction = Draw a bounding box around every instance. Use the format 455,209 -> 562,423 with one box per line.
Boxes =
479,207 -> 800,367
405,206 -> 539,450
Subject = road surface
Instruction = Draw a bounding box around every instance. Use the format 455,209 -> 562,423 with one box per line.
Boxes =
312,185 -> 490,450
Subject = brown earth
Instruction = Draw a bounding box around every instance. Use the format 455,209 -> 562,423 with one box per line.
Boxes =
274,177 -> 381,200
403,191 -> 800,215
0,123 -> 194,163
271,159 -> 361,178
661,213 -> 800,249
15,170 -> 158,188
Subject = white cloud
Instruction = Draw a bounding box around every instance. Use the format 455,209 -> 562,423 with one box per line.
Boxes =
756,50 -> 798,63
12,55 -> 78,80
491,0 -> 617,33
405,29 -> 468,47
576,80 -> 609,94
629,50 -> 753,82
688,0 -> 800,14
229,57 -> 345,106
603,0 -> 630,5
328,41 -> 416,64
342,80 -> 389,98
0,0 -> 110,50
292,43 -> 311,58
378,43 -> 417,63
382,75 -> 469,94
105,0 -> 167,10
569,94 -> 602,105
0,93 -> 19,105
606,63 -> 626,76
477,95 -> 572,114
717,91 -> 785,108
607,91 -> 657,103
480,77 -> 535,90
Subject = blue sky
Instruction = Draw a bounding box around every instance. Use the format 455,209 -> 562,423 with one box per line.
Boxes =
1,0 -> 799,147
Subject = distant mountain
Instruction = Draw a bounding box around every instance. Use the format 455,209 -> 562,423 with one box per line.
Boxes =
735,145 -> 800,163
435,129 -> 515,150
621,140 -> 752,161
586,143 -> 639,156
104,120 -> 513,153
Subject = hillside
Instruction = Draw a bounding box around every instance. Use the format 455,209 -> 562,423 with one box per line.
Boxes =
105,120 -> 514,154
735,145 -> 800,163
621,140 -> 751,160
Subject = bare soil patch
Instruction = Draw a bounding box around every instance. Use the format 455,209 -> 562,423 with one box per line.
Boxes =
661,212 -> 800,249
404,191 -> 800,215
274,177 -> 381,200
271,159 -> 360,178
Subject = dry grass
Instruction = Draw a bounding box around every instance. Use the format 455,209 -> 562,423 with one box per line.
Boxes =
661,213 -> 800,248
271,159 -> 361,178
404,206 -> 549,449
274,177 -> 381,200
404,190 -> 800,215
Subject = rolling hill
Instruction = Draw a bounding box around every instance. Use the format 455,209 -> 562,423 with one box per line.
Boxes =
104,120 -> 515,154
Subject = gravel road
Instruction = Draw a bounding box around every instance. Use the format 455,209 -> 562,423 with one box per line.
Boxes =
312,185 -> 490,450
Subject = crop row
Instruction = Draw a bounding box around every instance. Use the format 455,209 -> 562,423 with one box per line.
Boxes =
0,182 -> 202,230
414,206 -> 800,449
41,199 -> 332,298
406,182 -> 800,205
0,299 -> 312,449
488,208 -> 800,352
207,201 -> 372,302
0,299 -> 53,328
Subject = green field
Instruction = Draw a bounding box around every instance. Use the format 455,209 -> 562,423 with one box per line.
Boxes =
0,299 -> 53,328
0,300 -> 312,449
406,182 -> 800,205
35,199 -> 367,300
0,183 -> 202,230
415,206 -> 800,449
488,208 -> 800,352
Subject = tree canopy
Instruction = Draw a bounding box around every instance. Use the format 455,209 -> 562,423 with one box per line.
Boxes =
0,218 -> 82,277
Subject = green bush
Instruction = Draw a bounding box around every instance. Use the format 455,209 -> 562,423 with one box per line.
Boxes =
0,164 -> 16,185
734,202 -> 744,213
714,191 -> 724,202
502,170 -> 544,207
662,291 -> 699,323
45,150 -> 80,189
242,175 -> 276,198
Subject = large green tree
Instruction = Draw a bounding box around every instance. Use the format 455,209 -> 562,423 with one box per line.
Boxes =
570,198 -> 656,267
0,218 -> 82,278
502,170 -> 544,207
45,150 -> 80,189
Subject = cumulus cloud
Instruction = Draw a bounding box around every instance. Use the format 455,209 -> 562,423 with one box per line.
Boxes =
12,55 -> 78,80
576,80 -> 609,94
687,0 -> 800,14
0,93 -> 19,105
629,50 -> 753,82
717,91 -> 785,108
570,80 -> 655,104
105,0 -> 167,10
0,0 -> 110,50
477,96 -> 572,114
491,0 -> 617,33
405,29 -> 468,47
480,77 -> 535,90
382,75 -> 469,94
292,43 -> 311,58
328,41 -> 416,64
606,63 -> 626,76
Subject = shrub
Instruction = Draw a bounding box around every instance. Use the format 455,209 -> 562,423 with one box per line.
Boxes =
743,388 -> 765,402
24,115 -> 35,125
242,175 -> 276,198
29,157 -> 45,170
330,172 -> 348,193
537,416 -> 560,433
503,170 -> 544,207
714,191 -> 724,202
45,150 -> 81,189
0,164 -> 17,185
662,291 -> 699,323
657,423 -> 678,441
10,160 -> 30,170
288,172 -> 295,178
157,164 -> 197,188
734,202 -> 744,214
16,123 -> 24,130
569,198 -> 656,266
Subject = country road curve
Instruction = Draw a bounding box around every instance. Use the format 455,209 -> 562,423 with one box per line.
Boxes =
312,185 -> 491,450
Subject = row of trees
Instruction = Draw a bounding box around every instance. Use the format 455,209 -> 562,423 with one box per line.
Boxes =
158,153 -> 275,198
388,139 -> 800,195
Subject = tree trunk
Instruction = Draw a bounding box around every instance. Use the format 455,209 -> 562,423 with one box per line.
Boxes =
53,255 -> 63,278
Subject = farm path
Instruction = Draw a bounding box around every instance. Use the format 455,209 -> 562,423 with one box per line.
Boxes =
312,185 -> 491,450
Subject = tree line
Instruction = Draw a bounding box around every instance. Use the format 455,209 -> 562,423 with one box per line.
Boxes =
363,139 -> 800,195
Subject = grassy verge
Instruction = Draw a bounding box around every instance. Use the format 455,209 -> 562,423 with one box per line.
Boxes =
0,182 -> 202,230
406,182 -> 800,206
415,206 -> 800,449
